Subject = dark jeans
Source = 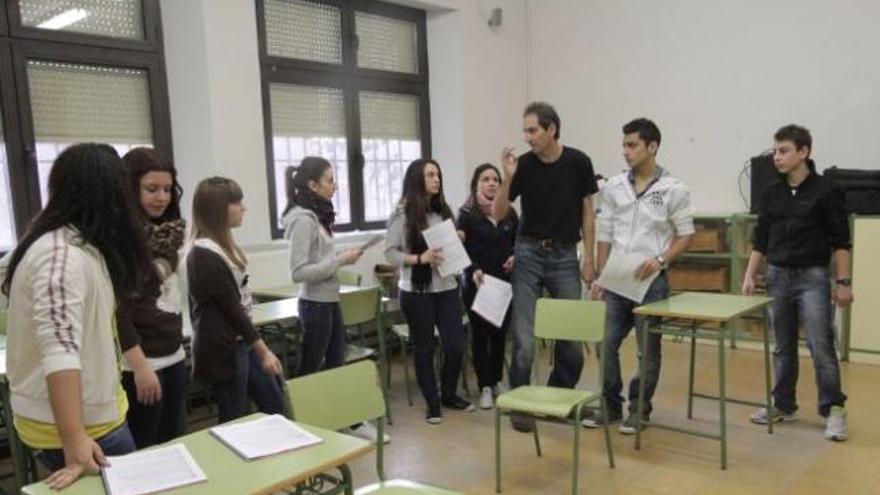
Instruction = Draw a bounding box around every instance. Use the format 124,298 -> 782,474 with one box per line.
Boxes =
766,264 -> 847,417
509,242 -> 584,389
463,281 -> 509,389
121,360 -> 187,448
601,273 -> 669,417
298,299 -> 346,376
37,422 -> 136,472
399,288 -> 465,407
213,341 -> 285,424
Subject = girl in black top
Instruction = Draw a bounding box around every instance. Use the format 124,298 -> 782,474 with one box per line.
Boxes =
457,163 -> 518,409
118,148 -> 188,448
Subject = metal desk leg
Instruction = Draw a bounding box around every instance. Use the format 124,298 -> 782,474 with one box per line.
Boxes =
635,319 -> 651,450
763,307 -> 774,435
718,325 -> 728,470
687,320 -> 697,419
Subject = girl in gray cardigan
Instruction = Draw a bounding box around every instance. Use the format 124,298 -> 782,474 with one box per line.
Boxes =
282,157 -> 362,376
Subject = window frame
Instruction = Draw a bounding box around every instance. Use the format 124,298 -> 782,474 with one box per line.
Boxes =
0,0 -> 172,244
256,0 -> 431,237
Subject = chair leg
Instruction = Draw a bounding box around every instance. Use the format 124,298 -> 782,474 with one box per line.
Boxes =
572,407 -> 582,495
401,337 -> 414,406
600,398 -> 615,468
532,421 -> 542,457
495,408 -> 502,493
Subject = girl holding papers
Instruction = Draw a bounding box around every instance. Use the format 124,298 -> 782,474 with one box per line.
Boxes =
457,164 -> 518,410
385,159 -> 475,424
281,157 -> 362,377
2,144 -> 153,488
186,177 -> 285,424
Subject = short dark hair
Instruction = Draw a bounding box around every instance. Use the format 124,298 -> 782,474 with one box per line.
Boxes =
623,118 -> 661,148
523,101 -> 560,140
774,124 -> 812,155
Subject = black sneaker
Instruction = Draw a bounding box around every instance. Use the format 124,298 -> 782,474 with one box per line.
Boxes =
426,403 -> 442,425
441,395 -> 476,412
510,414 -> 535,433
619,411 -> 649,435
580,408 -> 623,428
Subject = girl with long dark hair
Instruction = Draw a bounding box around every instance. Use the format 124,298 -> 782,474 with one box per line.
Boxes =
385,158 -> 474,424
117,147 -> 187,448
2,143 -> 155,489
186,177 -> 284,423
458,163 -> 518,409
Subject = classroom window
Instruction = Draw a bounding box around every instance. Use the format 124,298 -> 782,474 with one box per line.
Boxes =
258,0 -> 430,236
0,0 -> 171,247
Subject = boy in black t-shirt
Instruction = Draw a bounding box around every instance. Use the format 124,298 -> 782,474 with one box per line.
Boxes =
494,102 -> 598,433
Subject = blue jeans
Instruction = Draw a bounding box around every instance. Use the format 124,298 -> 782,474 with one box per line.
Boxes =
37,422 -> 136,472
601,274 -> 669,417
121,360 -> 187,448
766,264 -> 847,417
298,299 -> 346,376
399,289 -> 465,406
509,242 -> 584,389
213,341 -> 285,424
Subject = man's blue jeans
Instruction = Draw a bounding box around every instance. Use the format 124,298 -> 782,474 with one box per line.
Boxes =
601,274 -> 669,417
36,422 -> 136,472
766,264 -> 847,417
508,242 -> 583,389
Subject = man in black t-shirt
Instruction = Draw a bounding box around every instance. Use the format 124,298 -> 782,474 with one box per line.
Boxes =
494,102 -> 598,433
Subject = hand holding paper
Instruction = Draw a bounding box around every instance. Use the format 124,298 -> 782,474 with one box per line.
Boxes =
421,219 -> 471,277
596,249 -> 661,303
471,274 -> 513,328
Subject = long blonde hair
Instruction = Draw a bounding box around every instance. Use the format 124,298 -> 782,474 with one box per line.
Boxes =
190,177 -> 248,271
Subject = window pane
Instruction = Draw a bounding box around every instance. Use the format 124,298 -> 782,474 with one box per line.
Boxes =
269,83 -> 350,227
27,60 -> 152,204
0,113 -> 17,251
355,12 -> 418,74
360,91 -> 420,222
263,0 -> 342,65
20,0 -> 144,40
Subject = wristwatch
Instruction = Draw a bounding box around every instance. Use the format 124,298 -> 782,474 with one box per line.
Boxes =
836,278 -> 852,286
655,255 -> 668,269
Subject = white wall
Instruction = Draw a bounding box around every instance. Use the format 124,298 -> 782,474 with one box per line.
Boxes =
526,0 -> 880,213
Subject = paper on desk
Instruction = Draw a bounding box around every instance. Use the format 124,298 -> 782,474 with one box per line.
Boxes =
596,249 -> 661,303
471,275 -> 513,328
210,414 -> 322,461
421,219 -> 472,277
101,444 -> 207,495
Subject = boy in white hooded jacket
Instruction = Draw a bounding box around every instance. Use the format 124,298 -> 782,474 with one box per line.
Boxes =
582,118 -> 694,434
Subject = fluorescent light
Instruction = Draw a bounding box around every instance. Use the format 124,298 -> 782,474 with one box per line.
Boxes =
37,8 -> 88,30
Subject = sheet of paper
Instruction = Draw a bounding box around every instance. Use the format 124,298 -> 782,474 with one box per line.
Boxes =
470,275 -> 513,328
210,414 -> 323,461
421,219 -> 472,277
359,234 -> 384,251
101,444 -> 207,495
596,249 -> 661,303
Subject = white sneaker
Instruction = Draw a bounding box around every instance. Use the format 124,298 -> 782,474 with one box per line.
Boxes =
750,407 -> 797,425
350,421 -> 391,444
479,386 -> 494,409
824,406 -> 848,441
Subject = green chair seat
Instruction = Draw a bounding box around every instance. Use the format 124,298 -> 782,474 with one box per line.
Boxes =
496,386 -> 595,418
356,479 -> 465,494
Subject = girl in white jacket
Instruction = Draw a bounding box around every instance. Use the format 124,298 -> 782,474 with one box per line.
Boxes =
2,143 -> 157,489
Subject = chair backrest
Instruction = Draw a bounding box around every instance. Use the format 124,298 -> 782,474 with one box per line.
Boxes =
337,270 -> 362,287
534,298 -> 605,343
285,360 -> 386,431
339,286 -> 380,327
